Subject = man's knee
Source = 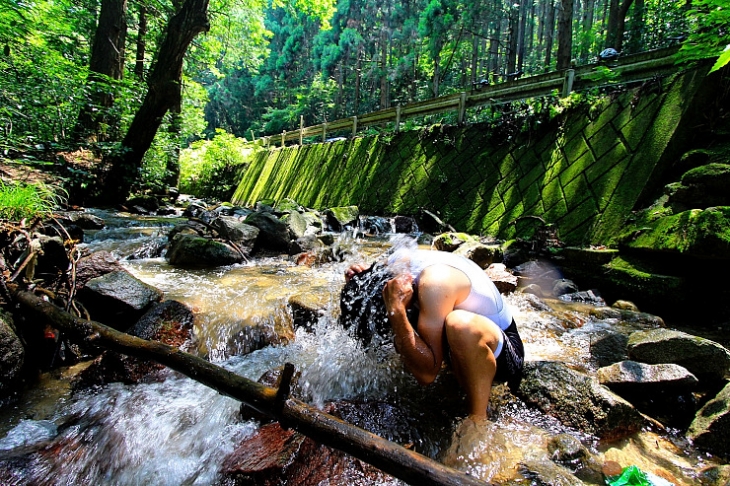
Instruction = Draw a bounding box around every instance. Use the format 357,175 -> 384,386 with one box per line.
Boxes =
445,310 -> 500,350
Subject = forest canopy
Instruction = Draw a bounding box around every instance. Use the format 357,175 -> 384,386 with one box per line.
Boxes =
0,0 -> 727,202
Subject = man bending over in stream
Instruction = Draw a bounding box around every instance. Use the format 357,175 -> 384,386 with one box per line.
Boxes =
341,248 -> 524,421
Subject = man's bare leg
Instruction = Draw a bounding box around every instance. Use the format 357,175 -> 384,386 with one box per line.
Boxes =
445,310 -> 503,419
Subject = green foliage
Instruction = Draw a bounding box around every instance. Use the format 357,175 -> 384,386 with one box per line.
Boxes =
679,0 -> 730,71
179,129 -> 254,199
0,180 -> 67,221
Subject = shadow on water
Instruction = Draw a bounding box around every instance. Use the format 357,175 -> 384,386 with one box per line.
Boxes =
0,211 -> 722,485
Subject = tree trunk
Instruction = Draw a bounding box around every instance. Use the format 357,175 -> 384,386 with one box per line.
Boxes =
606,0 -> 619,48
432,50 -> 440,98
613,0 -> 635,52
12,288 -> 491,486
516,0 -> 528,72
98,0 -> 210,204
543,0 -> 556,69
74,0 -> 128,142
625,0 -> 643,53
506,6 -> 519,79
135,3 -> 147,80
354,46 -> 362,114
580,0 -> 595,60
556,0 -> 573,70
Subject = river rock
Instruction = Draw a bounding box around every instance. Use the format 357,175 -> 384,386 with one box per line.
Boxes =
687,382 -> 730,458
454,242 -> 502,269
323,206 -> 359,232
589,330 -> 629,367
166,233 -> 246,266
558,290 -> 606,306
289,293 -> 330,331
281,210 -> 309,241
78,270 -> 163,329
546,434 -> 604,484
627,328 -> 730,383
432,232 -> 476,252
73,300 -> 195,389
669,163 -> 730,208
219,422 -> 390,486
75,250 -> 126,287
519,458 -> 585,486
588,307 -> 665,327
212,216 -> 260,250
54,210 -> 105,230
516,361 -> 645,440
362,216 -> 391,235
552,279 -> 579,297
0,310 -> 24,392
244,211 -> 290,252
485,263 -> 518,294
612,300 -> 639,311
699,464 -> 730,486
598,361 -> 699,426
128,300 -> 195,345
393,215 -> 417,233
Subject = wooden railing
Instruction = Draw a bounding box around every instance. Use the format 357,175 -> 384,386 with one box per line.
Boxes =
260,46 -> 681,148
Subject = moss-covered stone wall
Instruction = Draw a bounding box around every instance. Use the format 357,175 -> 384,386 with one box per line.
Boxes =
232,70 -> 707,245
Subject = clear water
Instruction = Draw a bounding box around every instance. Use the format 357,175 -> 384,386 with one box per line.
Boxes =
0,210 -> 720,485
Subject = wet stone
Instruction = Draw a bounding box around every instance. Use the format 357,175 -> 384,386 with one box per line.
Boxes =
220,422 -> 392,486
589,330 -> 629,368
516,361 -> 645,440
687,382 -> 730,459
627,328 -> 730,383
519,458 -> 584,486
74,251 -> 126,288
485,263 -> 518,294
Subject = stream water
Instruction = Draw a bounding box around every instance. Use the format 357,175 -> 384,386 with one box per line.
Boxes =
0,209 -> 723,485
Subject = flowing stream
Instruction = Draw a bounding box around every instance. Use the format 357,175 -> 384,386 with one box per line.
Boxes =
0,209 -> 722,485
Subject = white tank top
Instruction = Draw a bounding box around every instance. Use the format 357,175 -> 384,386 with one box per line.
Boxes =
389,249 -> 513,330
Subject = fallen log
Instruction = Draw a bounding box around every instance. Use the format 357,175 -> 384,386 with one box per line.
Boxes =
12,289 -> 490,486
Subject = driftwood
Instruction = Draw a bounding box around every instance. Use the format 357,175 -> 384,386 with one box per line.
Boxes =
12,288 -> 490,486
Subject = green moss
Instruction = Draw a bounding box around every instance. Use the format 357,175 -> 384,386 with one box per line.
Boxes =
681,163 -> 730,187
621,207 -> 730,259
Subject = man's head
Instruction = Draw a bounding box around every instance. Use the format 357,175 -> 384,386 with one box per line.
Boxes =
339,262 -> 394,346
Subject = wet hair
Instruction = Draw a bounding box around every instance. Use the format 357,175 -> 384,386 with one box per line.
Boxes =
339,262 -> 419,347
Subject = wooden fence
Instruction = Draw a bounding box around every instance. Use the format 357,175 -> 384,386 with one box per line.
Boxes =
260,46 -> 681,148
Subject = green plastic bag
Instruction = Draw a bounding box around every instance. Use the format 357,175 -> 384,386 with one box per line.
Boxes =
605,465 -> 651,486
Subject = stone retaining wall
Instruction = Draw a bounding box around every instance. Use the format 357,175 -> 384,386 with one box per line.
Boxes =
232,69 -> 706,245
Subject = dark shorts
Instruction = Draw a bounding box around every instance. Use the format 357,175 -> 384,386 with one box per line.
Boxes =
494,319 -> 524,393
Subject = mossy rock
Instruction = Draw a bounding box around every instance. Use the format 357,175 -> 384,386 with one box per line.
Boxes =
275,197 -> 303,213
603,256 -> 685,307
432,232 -> 478,252
324,206 -> 359,231
619,207 -> 730,260
680,163 -> 730,191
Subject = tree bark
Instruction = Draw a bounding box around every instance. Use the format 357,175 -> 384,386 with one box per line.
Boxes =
613,0 -> 635,52
74,0 -> 128,142
135,3 -> 148,80
543,0 -> 555,70
556,0 -> 574,70
12,288 -> 491,486
98,0 -> 210,204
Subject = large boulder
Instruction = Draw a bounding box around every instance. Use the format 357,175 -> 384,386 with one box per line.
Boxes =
78,270 -> 163,329
211,216 -> 260,254
75,251 -> 128,287
219,422 -> 390,485
516,361 -> 645,440
323,206 -> 359,231
620,207 -> 730,261
453,242 -> 503,269
281,210 -> 308,240
432,232 -> 477,252
166,233 -> 246,266
627,328 -> 730,383
244,211 -> 290,252
687,382 -> 730,459
73,300 -> 195,389
598,360 -> 699,426
668,163 -> 730,209
0,310 -> 24,392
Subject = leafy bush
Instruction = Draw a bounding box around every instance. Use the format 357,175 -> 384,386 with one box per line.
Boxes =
0,181 -> 67,221
179,129 -> 254,200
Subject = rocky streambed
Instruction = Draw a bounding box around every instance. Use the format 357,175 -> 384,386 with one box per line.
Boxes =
0,199 -> 729,485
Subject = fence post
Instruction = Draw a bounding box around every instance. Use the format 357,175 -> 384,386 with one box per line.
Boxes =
281,130 -> 286,148
562,69 -> 575,97
395,105 -> 402,132
322,122 -> 327,142
299,116 -> 304,146
352,116 -> 358,137
249,129 -> 255,142
458,92 -> 467,125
